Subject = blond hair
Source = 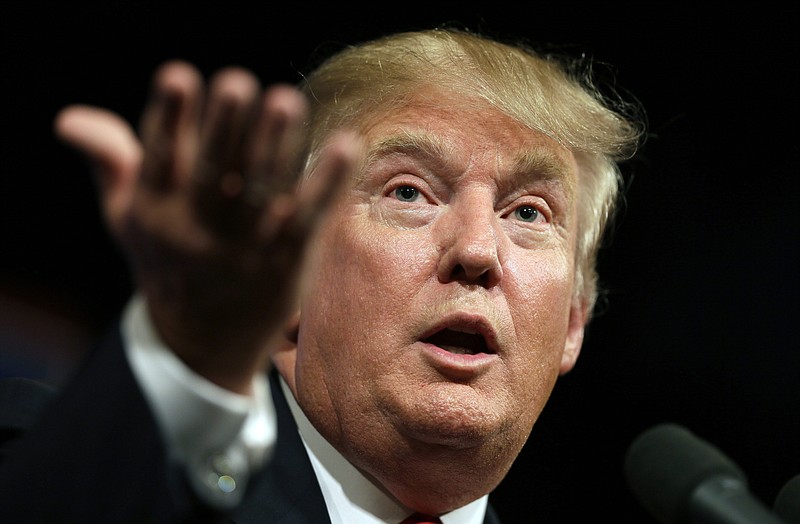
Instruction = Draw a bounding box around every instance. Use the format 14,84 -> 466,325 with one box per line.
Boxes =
300,28 -> 643,314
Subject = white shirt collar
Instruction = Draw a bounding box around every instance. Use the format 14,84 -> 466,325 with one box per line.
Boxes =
279,379 -> 488,524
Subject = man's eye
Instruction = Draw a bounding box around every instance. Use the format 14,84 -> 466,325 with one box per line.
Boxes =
514,205 -> 540,222
394,186 -> 420,202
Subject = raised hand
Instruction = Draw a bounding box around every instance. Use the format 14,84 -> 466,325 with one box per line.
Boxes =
55,61 -> 359,394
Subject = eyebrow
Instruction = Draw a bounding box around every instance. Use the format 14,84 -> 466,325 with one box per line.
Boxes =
507,147 -> 576,199
361,131 -> 450,176
360,129 -> 576,198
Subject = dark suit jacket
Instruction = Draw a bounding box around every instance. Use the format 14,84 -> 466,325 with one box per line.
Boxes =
0,326 -> 502,523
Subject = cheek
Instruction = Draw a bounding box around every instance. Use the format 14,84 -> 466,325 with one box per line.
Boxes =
508,239 -> 575,319
335,220 -> 436,302
505,252 -> 575,387
295,217 -> 438,428
300,217 -> 436,362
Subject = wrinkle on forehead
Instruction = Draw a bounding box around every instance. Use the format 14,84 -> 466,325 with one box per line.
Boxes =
361,125 -> 577,201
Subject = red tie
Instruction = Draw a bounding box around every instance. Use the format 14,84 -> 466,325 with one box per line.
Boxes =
400,513 -> 442,524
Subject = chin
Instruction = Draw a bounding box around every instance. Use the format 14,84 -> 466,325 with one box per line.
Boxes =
396,387 -> 514,449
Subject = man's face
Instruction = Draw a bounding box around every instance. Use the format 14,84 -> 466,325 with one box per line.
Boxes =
276,88 -> 587,506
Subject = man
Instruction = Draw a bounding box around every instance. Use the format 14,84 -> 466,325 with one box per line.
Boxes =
0,27 -> 641,523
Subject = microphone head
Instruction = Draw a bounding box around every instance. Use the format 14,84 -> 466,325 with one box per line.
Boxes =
774,474 -> 800,524
624,423 -> 747,524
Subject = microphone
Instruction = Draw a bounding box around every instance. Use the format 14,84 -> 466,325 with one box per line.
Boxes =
774,474 -> 800,524
624,423 -> 786,524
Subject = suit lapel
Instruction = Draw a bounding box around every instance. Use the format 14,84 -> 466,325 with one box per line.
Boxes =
232,371 -> 330,524
484,503 -> 503,524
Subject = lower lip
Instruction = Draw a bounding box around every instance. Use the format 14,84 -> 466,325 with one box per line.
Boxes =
417,341 -> 498,379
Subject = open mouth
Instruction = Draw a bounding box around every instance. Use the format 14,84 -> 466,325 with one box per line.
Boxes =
423,328 -> 491,355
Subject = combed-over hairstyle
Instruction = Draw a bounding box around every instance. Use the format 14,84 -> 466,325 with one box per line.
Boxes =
299,28 -> 643,314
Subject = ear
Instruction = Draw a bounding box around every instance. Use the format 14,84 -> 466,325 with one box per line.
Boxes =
271,310 -> 300,393
560,297 -> 588,375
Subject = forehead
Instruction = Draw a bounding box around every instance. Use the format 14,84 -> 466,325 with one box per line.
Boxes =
357,90 -> 579,191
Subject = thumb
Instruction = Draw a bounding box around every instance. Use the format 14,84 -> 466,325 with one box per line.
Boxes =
54,105 -> 143,232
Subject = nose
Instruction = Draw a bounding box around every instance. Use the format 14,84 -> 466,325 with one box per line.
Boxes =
436,198 -> 504,288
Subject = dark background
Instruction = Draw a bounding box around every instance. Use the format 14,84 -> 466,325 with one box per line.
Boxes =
2,3 -> 797,522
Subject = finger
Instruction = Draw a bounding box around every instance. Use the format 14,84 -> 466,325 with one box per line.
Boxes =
192,67 -> 261,233
269,130 -> 363,243
242,84 -> 309,208
54,104 -> 142,232
139,60 -> 203,191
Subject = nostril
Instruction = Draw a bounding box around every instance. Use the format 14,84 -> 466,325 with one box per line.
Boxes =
440,261 -> 502,288
449,263 -> 467,281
